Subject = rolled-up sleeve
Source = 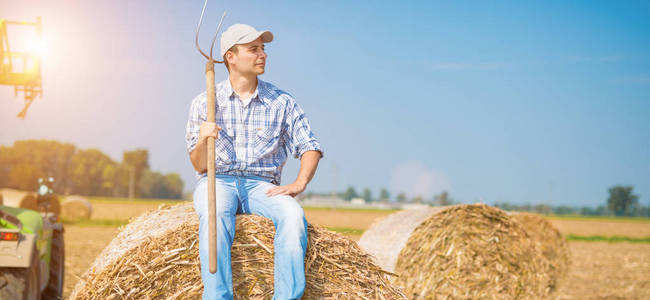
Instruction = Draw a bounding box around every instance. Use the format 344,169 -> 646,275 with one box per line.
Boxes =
284,100 -> 323,159
185,92 -> 206,154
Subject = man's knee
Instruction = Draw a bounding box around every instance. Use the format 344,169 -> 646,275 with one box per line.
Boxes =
278,196 -> 305,222
275,199 -> 307,238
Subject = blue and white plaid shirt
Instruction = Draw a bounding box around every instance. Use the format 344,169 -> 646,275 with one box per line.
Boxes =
185,78 -> 323,184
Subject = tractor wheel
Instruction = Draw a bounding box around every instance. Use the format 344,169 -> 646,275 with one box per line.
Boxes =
0,248 -> 40,300
42,228 -> 64,299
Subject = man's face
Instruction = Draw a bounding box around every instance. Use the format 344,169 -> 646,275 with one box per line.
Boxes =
228,37 -> 267,75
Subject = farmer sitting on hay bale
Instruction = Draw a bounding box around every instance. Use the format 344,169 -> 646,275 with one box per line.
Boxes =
186,23 -> 323,299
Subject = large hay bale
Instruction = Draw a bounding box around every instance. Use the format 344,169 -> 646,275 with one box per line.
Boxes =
70,202 -> 406,299
511,212 -> 570,292
41,195 -> 61,216
395,204 -> 552,299
61,195 -> 93,220
358,207 -> 442,272
0,188 -> 38,211
0,188 -> 61,215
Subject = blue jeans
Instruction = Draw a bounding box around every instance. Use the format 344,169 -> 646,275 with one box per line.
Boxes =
193,175 -> 308,300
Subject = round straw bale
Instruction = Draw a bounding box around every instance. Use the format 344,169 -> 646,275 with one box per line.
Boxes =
0,188 -> 38,211
61,195 -> 93,220
358,207 -> 443,272
394,204 -> 552,299
70,202 -> 406,300
40,195 -> 61,216
511,212 -> 570,291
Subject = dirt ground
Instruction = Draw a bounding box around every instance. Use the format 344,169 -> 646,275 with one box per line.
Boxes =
61,206 -> 650,299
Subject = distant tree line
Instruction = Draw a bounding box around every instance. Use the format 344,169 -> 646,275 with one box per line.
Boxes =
0,140 -> 183,199
496,185 -> 648,217
305,184 -> 648,218
305,186 -> 456,206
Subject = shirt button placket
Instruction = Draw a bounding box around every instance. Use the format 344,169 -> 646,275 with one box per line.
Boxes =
235,100 -> 247,169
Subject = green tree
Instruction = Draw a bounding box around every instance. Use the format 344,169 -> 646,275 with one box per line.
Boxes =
362,188 -> 372,202
163,173 -> 184,199
0,146 -> 16,188
101,164 -> 117,196
342,186 -> 358,201
379,188 -> 390,201
140,170 -> 164,198
434,191 -> 451,206
140,170 -> 184,199
70,149 -> 116,196
1,140 -> 76,192
123,149 -> 149,198
396,192 -> 407,203
8,163 -> 37,190
113,163 -> 132,197
607,185 -> 640,216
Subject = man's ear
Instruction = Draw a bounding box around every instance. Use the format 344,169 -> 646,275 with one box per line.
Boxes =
225,51 -> 235,66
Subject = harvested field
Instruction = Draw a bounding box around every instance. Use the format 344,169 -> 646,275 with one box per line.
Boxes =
557,242 -> 650,299
87,201 -> 162,220
88,200 -> 394,228
70,203 -> 406,299
304,208 -> 393,232
63,225 -> 120,298
60,201 -> 650,299
549,218 -> 650,238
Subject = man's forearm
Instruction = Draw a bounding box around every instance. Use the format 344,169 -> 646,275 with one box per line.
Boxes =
190,139 -> 208,173
295,150 -> 322,187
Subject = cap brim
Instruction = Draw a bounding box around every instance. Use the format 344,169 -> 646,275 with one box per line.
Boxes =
238,30 -> 274,44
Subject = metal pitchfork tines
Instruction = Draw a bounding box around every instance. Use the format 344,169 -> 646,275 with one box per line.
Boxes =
195,0 -> 227,63
195,0 -> 226,274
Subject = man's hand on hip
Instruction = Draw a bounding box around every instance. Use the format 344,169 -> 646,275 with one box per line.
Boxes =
266,181 -> 307,198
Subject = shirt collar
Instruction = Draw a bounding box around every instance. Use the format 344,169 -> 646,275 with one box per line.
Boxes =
222,78 -> 270,105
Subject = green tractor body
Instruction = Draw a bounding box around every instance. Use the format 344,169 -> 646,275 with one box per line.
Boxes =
0,178 -> 65,299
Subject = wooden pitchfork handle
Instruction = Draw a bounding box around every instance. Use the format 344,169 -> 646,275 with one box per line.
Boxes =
205,60 -> 218,274
195,0 -> 226,274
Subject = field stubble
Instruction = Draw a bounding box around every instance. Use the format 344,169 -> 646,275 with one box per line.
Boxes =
62,201 -> 650,299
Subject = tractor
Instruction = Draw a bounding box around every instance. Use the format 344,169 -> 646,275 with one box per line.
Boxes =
0,177 -> 65,299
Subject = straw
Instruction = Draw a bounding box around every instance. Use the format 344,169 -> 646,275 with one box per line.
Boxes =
70,202 -> 406,299
61,196 -> 93,220
395,204 -> 552,299
511,212 -> 570,293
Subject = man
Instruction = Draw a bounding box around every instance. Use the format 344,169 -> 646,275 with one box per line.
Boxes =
185,23 -> 323,300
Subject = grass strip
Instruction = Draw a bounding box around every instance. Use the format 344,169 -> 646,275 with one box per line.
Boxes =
62,218 -> 129,227
567,234 -> 650,243
84,196 -> 186,205
546,215 -> 650,223
325,227 -> 365,235
303,206 -> 398,213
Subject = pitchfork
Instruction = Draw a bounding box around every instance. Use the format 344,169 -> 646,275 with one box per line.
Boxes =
195,0 -> 226,274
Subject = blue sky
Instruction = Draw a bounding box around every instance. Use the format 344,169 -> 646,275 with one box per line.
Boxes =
1,0 -> 649,207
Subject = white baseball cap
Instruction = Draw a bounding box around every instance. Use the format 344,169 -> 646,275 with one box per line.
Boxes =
220,24 -> 273,58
